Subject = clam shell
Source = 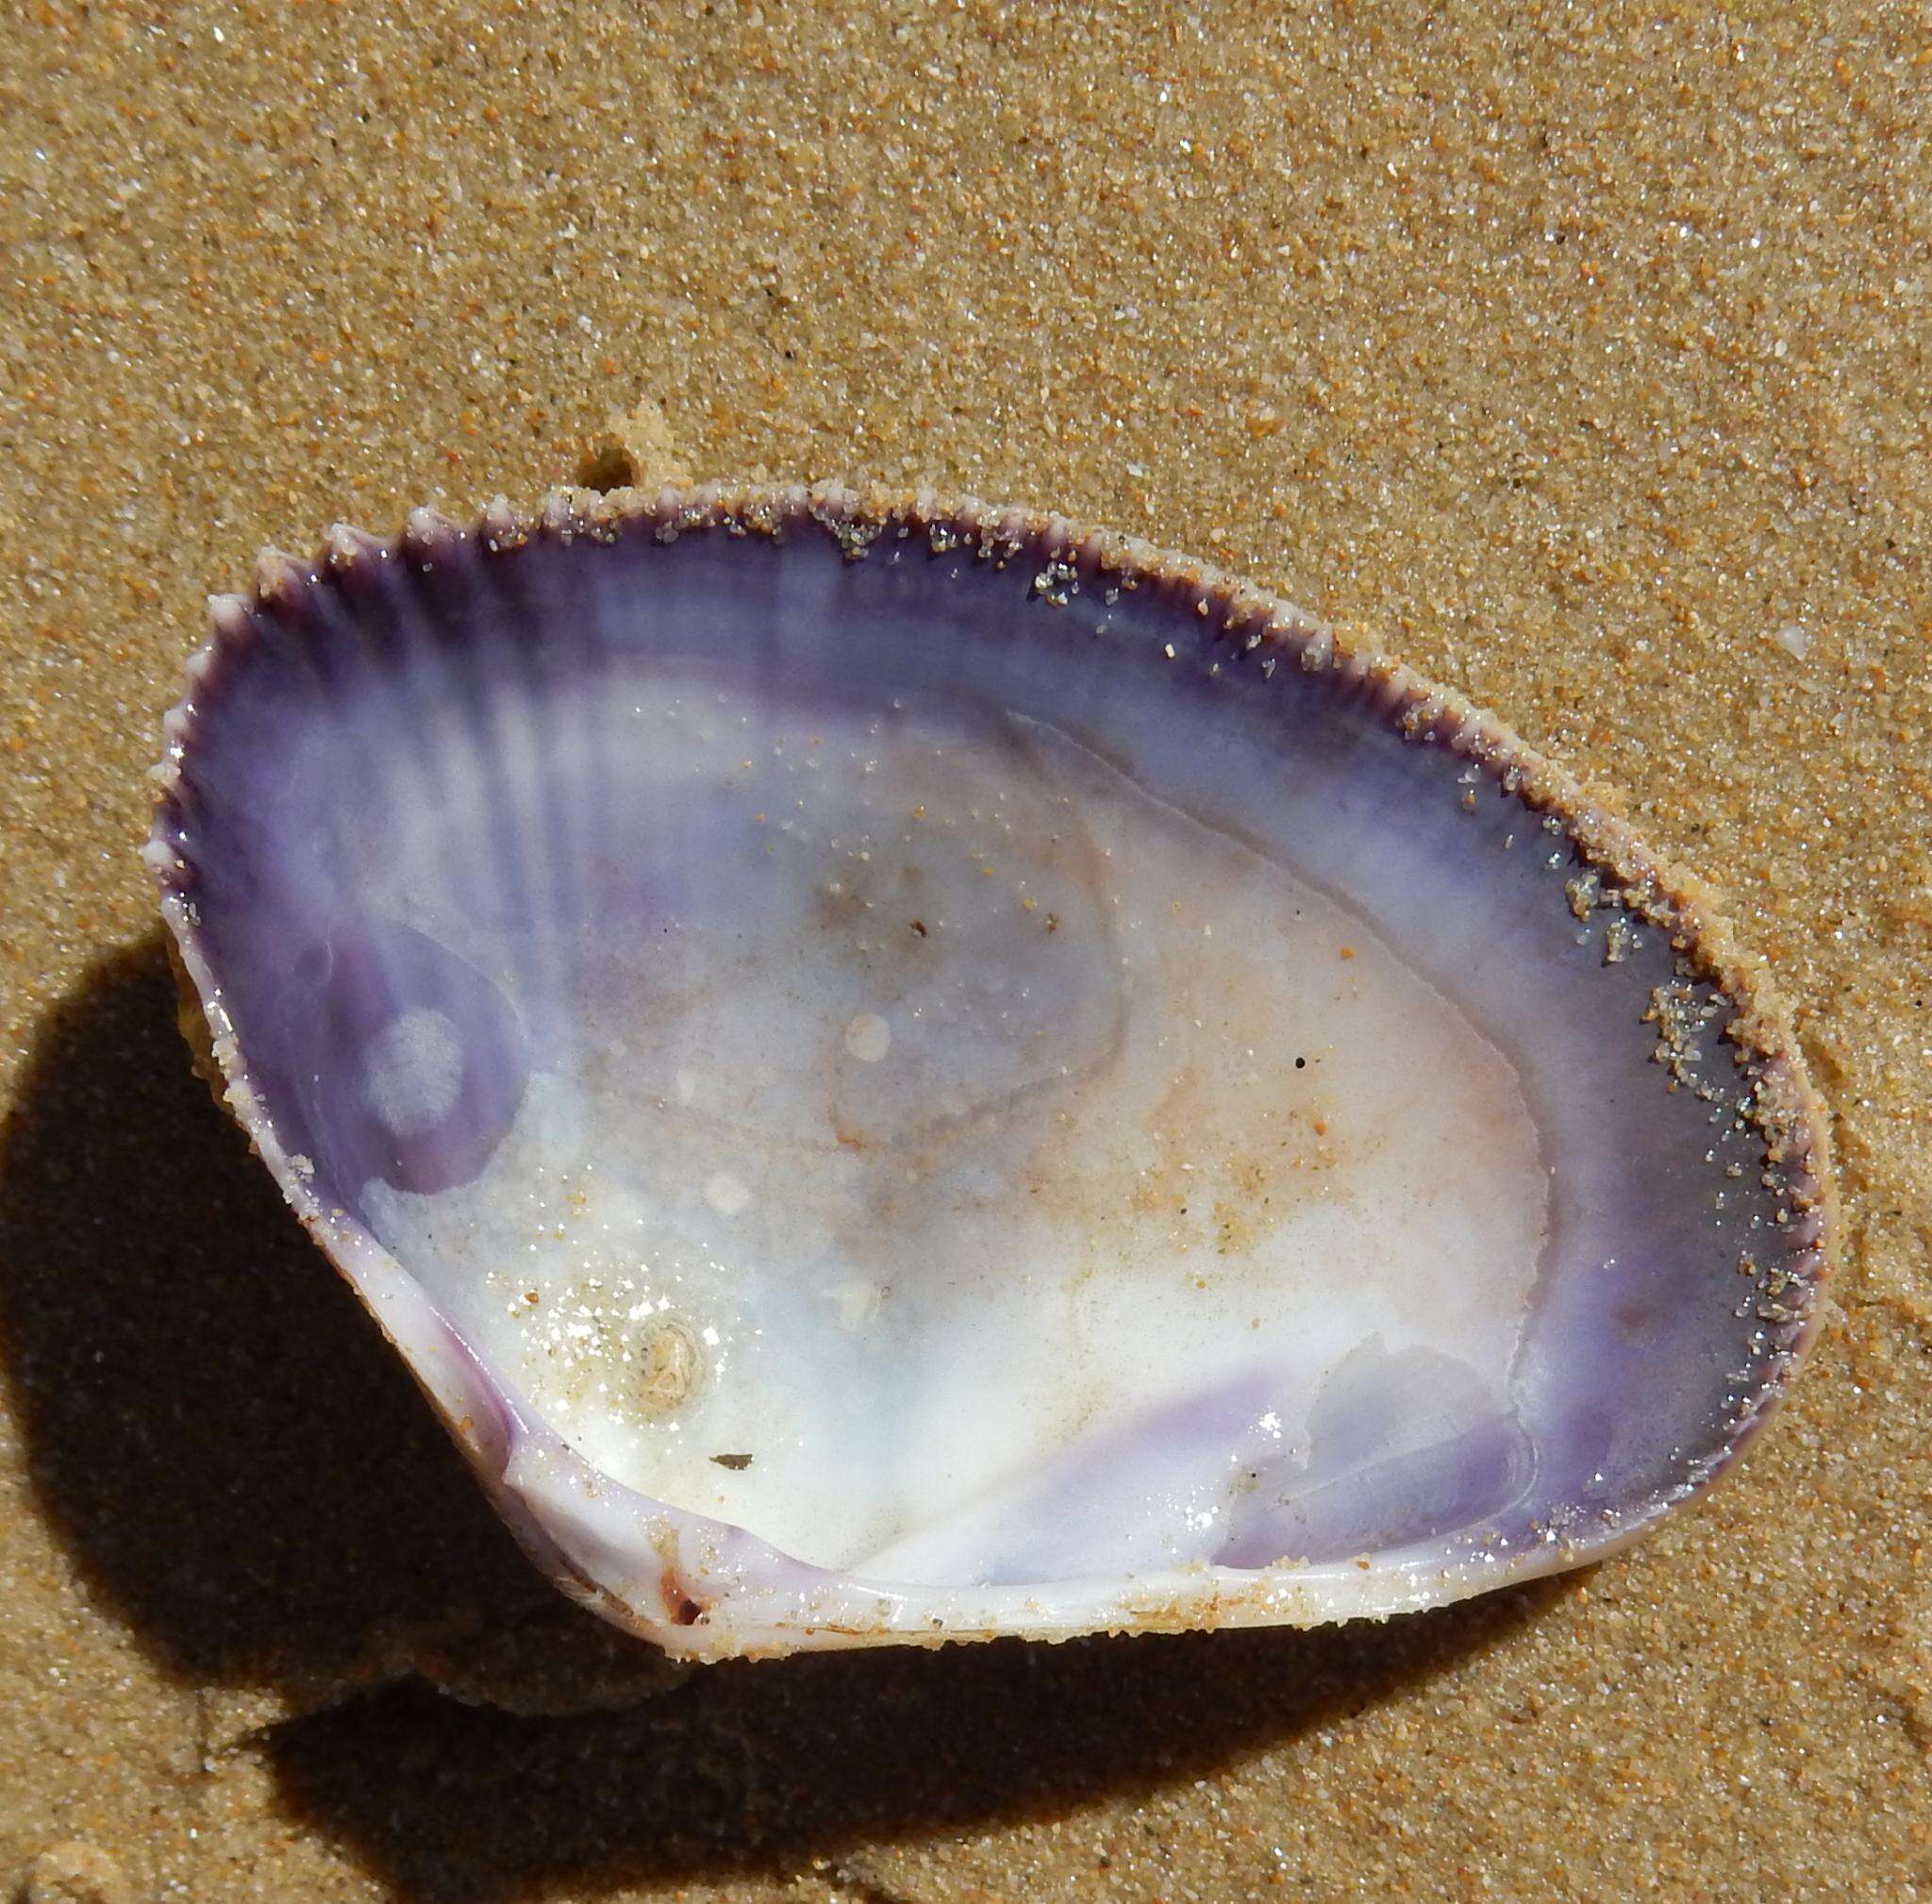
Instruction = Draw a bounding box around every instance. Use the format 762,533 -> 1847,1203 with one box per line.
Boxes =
147,483 -> 1832,1661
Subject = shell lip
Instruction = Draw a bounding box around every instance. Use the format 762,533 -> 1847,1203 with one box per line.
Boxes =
144,478 -> 1837,1659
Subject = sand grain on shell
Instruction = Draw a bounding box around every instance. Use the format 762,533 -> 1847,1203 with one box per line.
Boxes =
1,3 -> 1927,1901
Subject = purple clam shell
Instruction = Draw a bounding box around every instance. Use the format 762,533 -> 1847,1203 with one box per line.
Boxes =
146,483 -> 1833,1660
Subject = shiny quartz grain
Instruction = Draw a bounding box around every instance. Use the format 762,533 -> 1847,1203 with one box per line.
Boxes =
0,3 -> 1927,1902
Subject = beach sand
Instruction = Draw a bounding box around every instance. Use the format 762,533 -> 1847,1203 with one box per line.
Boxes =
0,3 -> 1926,1898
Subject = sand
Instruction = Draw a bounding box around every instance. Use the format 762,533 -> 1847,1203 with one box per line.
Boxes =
1,2 -> 1926,1898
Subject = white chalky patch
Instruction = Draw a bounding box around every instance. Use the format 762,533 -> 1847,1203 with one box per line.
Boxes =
824,1279 -> 883,1329
705,1170 -> 752,1215
843,1011 -> 891,1062
363,1007 -> 464,1137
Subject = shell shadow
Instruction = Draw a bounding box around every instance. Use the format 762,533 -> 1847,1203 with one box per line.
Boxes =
261,1584 -> 1567,1901
0,934 -> 1574,1899
0,933 -> 590,1698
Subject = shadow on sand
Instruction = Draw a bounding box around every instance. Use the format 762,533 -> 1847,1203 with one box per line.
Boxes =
0,934 -> 1570,1900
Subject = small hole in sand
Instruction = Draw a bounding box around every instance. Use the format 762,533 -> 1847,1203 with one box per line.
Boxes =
577,442 -> 638,493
